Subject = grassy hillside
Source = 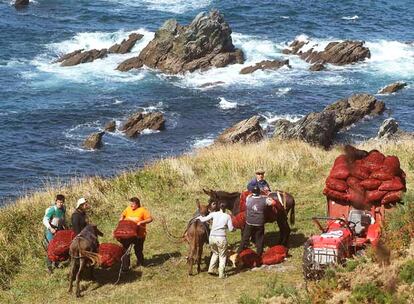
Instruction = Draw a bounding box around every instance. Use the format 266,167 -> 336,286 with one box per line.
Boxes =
0,138 -> 413,304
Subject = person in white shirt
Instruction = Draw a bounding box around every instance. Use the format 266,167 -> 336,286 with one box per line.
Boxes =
197,202 -> 235,278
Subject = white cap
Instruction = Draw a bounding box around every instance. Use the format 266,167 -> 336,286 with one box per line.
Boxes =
76,197 -> 87,209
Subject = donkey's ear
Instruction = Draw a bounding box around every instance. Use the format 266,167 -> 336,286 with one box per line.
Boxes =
196,199 -> 201,209
203,188 -> 211,196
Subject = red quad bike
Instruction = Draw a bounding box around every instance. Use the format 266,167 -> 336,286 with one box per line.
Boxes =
303,199 -> 387,280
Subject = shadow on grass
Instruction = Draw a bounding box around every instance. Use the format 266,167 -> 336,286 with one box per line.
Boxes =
145,251 -> 182,267
264,228 -> 307,249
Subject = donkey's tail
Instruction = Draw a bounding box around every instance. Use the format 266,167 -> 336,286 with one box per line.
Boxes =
72,250 -> 101,266
289,197 -> 295,226
160,216 -> 186,243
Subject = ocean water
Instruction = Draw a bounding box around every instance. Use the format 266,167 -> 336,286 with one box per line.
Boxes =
0,0 -> 413,204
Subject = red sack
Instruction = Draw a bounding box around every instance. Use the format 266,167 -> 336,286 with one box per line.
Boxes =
326,177 -> 348,192
98,243 -> 125,268
239,191 -> 251,213
350,163 -> 371,180
323,187 -> 349,202
113,220 -> 138,241
381,191 -> 403,205
239,248 -> 262,268
365,190 -> 387,205
370,170 -> 394,181
347,176 -> 365,194
360,179 -> 382,190
363,150 -> 385,171
262,245 -> 287,265
47,230 -> 76,262
231,212 -> 246,229
382,156 -> 401,175
330,164 -> 350,180
347,188 -> 365,206
378,177 -> 405,191
334,155 -> 348,167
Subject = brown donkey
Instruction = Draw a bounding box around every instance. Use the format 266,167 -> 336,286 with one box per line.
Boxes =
68,224 -> 103,297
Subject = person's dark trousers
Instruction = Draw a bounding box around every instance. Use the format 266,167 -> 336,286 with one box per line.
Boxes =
238,224 -> 265,256
120,237 -> 145,270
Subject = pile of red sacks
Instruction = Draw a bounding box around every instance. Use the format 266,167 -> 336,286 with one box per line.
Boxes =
98,243 -> 125,268
47,229 -> 76,262
113,220 -> 138,241
239,245 -> 288,268
323,148 -> 406,207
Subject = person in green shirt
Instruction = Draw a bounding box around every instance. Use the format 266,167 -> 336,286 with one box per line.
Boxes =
42,194 -> 66,273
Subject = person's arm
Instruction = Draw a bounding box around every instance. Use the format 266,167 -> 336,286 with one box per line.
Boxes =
137,208 -> 153,226
264,180 -> 271,192
227,215 -> 235,232
43,207 -> 56,233
197,213 -> 214,223
119,208 -> 127,221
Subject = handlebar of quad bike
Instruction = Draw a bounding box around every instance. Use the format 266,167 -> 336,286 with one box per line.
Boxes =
311,216 -> 357,234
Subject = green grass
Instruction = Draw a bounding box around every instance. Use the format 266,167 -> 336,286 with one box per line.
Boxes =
0,138 -> 414,303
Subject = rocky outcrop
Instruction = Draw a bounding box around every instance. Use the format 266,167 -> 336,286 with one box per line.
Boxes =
239,59 -> 290,74
377,118 -> 414,140
309,63 -> 326,71
104,121 -> 116,132
273,94 -> 385,148
120,112 -> 165,138
14,0 -> 29,8
378,82 -> 407,94
324,94 -> 385,130
108,33 -> 143,54
215,116 -> 264,144
56,33 -> 143,67
117,10 -> 244,73
83,132 -> 105,149
284,39 -> 370,65
273,111 -> 336,149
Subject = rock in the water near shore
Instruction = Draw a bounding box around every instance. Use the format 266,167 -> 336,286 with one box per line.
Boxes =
309,63 -> 326,71
239,59 -> 290,74
120,112 -> 165,137
57,49 -> 108,67
273,93 -> 385,148
378,82 -> 407,94
116,56 -> 143,72
377,118 -> 399,139
83,132 -> 105,149
14,0 -> 29,8
117,10 -> 244,73
56,33 -> 142,66
104,121 -> 116,132
273,111 -> 337,149
215,116 -> 264,144
284,39 -> 370,65
108,33 -> 143,54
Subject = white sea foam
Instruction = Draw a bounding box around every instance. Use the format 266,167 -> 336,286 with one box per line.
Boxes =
218,97 -> 237,110
141,102 -> 164,113
275,87 -> 292,96
104,0 -> 211,14
193,137 -> 214,149
342,15 -> 359,20
260,112 -> 304,131
141,128 -> 160,135
114,99 -> 124,105
280,16 -> 290,19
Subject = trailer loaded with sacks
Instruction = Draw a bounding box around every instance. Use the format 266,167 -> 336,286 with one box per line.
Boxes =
303,145 -> 406,280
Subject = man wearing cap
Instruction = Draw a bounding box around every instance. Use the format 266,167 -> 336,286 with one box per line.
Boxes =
247,169 -> 271,193
71,197 -> 90,235
237,186 -> 274,256
119,197 -> 153,270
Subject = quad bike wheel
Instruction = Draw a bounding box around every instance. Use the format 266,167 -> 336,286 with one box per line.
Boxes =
303,240 -> 325,280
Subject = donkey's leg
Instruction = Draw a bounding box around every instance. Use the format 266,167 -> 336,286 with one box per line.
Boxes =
276,214 -> 291,247
196,243 -> 203,274
68,258 -> 77,293
75,258 -> 85,298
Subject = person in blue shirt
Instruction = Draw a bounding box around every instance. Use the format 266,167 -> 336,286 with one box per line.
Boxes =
247,169 -> 271,192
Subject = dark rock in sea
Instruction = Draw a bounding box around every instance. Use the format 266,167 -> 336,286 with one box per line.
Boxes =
104,121 -> 116,132
273,93 -> 385,148
56,33 -> 142,67
324,93 -> 385,131
117,10 -> 244,73
377,118 -> 414,140
108,33 -> 143,54
14,0 -> 29,8
284,39 -> 370,65
273,111 -> 336,149
58,49 -> 108,67
309,63 -> 326,71
378,81 -> 407,94
239,59 -> 290,74
83,132 -> 105,149
116,56 -> 143,72
215,116 -> 264,144
120,112 -> 165,138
